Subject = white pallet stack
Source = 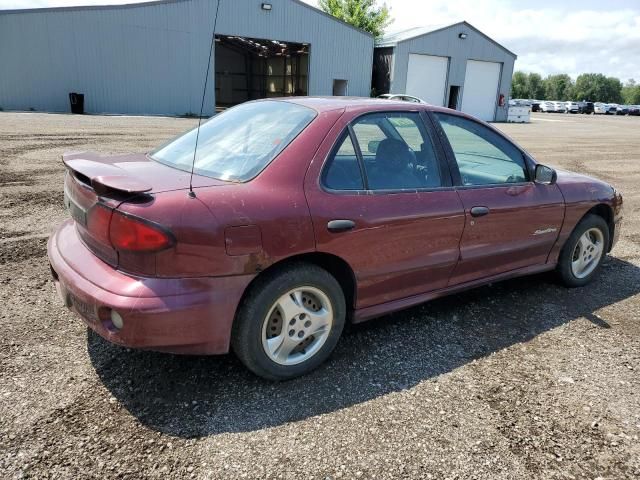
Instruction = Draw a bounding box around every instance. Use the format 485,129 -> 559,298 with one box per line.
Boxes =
507,106 -> 531,123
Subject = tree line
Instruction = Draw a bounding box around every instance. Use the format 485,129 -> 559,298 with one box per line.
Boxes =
511,72 -> 640,105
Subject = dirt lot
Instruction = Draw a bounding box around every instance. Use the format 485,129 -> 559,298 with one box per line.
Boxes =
1,111 -> 639,479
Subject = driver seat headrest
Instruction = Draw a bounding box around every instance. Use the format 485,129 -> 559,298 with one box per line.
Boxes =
375,138 -> 414,167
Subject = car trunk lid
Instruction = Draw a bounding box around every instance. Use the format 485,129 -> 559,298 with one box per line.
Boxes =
62,151 -> 226,269
63,151 -> 227,194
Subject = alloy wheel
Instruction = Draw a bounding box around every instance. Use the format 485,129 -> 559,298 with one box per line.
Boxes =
571,227 -> 604,279
261,286 -> 333,366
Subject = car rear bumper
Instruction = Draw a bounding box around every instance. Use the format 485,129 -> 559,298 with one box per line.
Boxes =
47,220 -> 254,354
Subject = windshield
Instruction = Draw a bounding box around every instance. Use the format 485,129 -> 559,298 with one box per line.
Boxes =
150,100 -> 316,182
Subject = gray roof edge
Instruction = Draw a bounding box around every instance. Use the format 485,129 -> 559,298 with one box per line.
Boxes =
0,0 -> 374,38
376,21 -> 517,58
0,0 -> 183,14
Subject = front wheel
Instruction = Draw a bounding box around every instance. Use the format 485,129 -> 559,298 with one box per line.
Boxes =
232,263 -> 346,380
556,214 -> 609,287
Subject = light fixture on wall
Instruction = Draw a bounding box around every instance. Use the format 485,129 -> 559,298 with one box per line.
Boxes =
458,33 -> 467,39
261,3 -> 272,10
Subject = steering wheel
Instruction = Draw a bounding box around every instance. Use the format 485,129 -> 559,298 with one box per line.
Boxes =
406,148 -> 432,183
505,174 -> 519,183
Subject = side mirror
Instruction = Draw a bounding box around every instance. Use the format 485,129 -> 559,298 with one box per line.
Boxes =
367,140 -> 380,154
534,164 -> 557,185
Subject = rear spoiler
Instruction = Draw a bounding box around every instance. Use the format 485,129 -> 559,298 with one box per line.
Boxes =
62,152 -> 152,195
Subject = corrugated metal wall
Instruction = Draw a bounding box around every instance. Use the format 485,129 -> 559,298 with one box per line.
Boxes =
0,0 -> 373,115
389,24 -> 515,121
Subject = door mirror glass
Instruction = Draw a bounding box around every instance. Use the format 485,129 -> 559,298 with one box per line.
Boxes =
534,164 -> 557,184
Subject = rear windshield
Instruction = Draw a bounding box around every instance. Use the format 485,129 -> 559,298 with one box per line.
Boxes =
150,100 -> 316,182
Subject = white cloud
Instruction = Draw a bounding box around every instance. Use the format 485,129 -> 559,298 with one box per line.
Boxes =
308,0 -> 640,81
2,0 -> 639,81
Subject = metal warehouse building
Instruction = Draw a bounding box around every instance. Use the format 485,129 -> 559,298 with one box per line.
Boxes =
0,0 -> 373,116
373,22 -> 516,121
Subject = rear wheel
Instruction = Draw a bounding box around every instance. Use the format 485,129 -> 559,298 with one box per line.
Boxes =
557,214 -> 609,287
232,263 -> 346,380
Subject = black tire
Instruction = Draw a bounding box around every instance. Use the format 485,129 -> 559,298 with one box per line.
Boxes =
556,214 -> 609,287
231,263 -> 346,380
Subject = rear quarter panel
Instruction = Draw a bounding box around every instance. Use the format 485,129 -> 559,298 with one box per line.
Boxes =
192,107 -> 346,276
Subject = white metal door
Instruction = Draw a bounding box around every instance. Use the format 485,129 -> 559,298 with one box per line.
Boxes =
461,60 -> 501,121
405,54 -> 448,106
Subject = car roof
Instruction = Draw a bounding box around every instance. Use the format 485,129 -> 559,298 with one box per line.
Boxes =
268,96 -> 431,113
247,96 -> 503,126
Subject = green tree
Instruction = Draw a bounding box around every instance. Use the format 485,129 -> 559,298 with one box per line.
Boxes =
526,73 -> 545,100
573,73 -> 623,103
543,74 -> 574,101
511,71 -> 528,98
605,77 -> 623,103
319,0 -> 392,39
622,79 -> 640,104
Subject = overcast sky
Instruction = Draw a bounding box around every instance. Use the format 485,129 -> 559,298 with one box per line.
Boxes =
1,0 -> 638,82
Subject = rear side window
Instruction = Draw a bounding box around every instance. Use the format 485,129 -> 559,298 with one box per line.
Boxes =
351,112 -> 442,190
322,132 -> 364,190
322,112 -> 443,191
387,116 -> 423,151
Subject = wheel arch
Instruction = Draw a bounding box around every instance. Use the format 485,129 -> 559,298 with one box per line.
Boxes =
584,203 -> 615,251
237,251 -> 357,320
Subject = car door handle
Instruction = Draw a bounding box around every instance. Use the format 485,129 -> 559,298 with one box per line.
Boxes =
327,219 -> 356,233
470,206 -> 490,218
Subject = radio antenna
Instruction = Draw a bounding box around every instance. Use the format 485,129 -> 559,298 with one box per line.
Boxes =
188,0 -> 221,198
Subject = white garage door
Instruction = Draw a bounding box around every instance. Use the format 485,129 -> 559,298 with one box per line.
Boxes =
461,60 -> 501,121
405,54 -> 449,106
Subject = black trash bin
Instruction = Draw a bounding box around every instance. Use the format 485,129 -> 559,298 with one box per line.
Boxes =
69,92 -> 85,114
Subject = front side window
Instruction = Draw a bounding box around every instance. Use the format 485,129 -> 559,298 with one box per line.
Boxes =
350,112 -> 442,190
434,113 -> 528,186
150,100 -> 316,182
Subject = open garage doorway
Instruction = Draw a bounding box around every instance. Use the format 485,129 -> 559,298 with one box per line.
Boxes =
214,35 -> 309,110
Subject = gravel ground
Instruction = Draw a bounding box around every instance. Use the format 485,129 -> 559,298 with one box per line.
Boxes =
1,111 -> 639,479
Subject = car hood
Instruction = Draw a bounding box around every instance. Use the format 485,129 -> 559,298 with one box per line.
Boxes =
62,151 -> 229,194
555,168 -> 608,185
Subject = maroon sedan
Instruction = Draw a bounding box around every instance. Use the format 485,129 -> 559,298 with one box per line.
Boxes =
48,98 -> 623,379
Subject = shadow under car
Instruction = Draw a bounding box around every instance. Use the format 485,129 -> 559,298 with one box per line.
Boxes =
87,257 -> 640,438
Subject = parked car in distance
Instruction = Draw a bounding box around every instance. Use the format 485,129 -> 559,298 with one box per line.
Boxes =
629,105 -> 640,116
554,101 -> 567,112
378,93 -> 425,103
594,103 -> 607,114
616,105 -> 630,115
540,101 -> 556,112
606,104 -> 618,115
48,97 -> 623,380
530,100 -> 541,112
579,101 -> 594,114
564,101 -> 580,113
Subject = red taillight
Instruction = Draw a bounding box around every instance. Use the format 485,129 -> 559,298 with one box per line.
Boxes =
109,212 -> 174,252
85,203 -> 174,253
86,204 -> 113,245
